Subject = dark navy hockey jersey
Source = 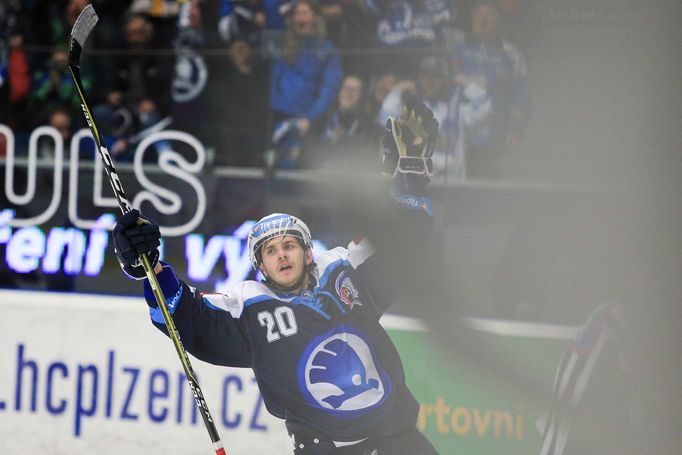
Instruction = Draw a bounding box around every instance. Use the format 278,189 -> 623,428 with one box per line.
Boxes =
143,238 -> 420,442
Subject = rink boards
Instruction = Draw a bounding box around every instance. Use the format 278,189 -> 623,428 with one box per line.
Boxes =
0,290 -> 575,454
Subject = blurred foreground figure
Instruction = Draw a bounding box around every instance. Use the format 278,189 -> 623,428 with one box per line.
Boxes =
540,296 -> 681,455
539,192 -> 681,455
112,101 -> 440,454
539,300 -> 636,455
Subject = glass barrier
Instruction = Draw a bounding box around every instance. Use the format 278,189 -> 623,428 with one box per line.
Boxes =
2,1 -> 679,328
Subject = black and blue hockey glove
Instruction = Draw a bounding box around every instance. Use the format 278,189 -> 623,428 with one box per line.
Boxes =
381,96 -> 439,179
112,209 -> 160,280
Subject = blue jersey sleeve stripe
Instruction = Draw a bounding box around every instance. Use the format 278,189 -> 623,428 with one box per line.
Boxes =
143,262 -> 181,305
243,294 -> 275,308
202,297 -> 222,311
202,296 -> 233,312
389,185 -> 433,217
317,258 -> 348,289
149,285 -> 183,324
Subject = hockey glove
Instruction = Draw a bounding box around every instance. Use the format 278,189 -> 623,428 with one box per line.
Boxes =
381,96 -> 439,178
112,209 -> 160,280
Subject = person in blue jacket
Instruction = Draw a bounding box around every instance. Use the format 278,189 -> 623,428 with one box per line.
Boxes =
112,100 -> 440,454
268,0 -> 342,168
450,1 -> 531,178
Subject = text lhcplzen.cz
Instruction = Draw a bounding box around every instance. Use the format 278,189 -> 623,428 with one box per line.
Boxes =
4,343 -> 269,437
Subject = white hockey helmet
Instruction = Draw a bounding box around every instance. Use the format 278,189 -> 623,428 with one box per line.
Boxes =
248,213 -> 313,269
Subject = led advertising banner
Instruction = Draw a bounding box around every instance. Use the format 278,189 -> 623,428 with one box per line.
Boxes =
1,125 -> 594,315
1,126 -> 335,295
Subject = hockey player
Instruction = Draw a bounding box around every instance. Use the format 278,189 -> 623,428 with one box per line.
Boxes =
112,100 -> 439,454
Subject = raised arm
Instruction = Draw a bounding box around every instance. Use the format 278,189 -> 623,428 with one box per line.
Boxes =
112,210 -> 253,367
353,99 -> 439,315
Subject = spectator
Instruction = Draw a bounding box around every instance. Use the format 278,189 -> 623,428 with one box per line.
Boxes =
128,0 -> 182,48
38,105 -> 74,159
318,0 -> 373,50
217,0 -> 267,46
27,0 -> 89,66
364,0 -> 454,77
447,64 -> 493,180
368,71 -> 398,127
171,0 -> 224,139
211,38 -> 269,167
322,75 -> 370,144
380,56 -> 456,176
219,0 -> 293,42
416,55 -> 491,181
318,0 -> 344,40
316,74 -> 374,168
378,55 -> 492,180
29,47 -> 89,127
268,0 -> 342,168
262,0 -> 295,30
377,60 -> 443,172
450,1 -> 531,179
324,1 -> 376,76
377,77 -> 416,127
47,106 -> 74,142
114,14 -> 172,114
93,14 -> 172,159
89,1 -> 135,51
1,11 -> 30,131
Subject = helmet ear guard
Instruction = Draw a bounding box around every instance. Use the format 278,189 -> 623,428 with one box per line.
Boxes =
247,213 -> 313,270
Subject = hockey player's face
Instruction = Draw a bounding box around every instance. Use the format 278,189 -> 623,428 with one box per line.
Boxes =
259,236 -> 312,290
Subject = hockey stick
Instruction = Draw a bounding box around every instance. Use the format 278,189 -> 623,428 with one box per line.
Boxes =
68,6 -> 227,455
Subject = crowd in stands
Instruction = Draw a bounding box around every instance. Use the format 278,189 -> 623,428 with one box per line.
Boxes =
0,0 -> 531,179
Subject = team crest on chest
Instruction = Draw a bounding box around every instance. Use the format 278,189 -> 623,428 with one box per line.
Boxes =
298,325 -> 391,416
335,271 -> 362,310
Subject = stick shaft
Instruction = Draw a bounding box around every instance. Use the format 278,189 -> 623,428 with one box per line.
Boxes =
68,8 -> 226,452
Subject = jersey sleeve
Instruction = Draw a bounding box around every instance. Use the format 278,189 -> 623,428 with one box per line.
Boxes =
350,184 -> 436,316
342,237 -> 399,317
143,263 -> 253,368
